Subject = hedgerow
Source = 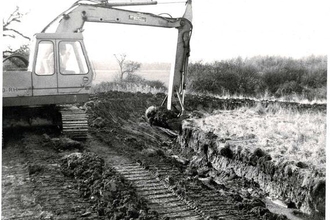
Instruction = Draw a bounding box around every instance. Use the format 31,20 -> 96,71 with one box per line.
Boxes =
187,55 -> 327,101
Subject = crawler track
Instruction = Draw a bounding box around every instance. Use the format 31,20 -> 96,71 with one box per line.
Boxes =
60,106 -> 89,140
115,163 -> 203,220
88,138 -> 263,220
145,164 -> 261,220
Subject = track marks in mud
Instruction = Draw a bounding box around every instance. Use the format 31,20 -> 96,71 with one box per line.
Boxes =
86,139 -> 202,219
115,163 -> 202,220
87,138 -> 287,220
2,133 -> 94,220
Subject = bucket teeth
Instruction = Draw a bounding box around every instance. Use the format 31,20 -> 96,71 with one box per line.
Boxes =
60,106 -> 88,140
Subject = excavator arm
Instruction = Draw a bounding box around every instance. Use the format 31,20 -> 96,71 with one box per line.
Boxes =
42,0 -> 193,114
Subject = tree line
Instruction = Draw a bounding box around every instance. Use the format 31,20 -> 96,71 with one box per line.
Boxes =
187,56 -> 327,101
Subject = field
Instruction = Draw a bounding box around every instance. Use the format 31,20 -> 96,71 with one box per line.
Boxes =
2,91 -> 326,220
90,92 -> 327,219
192,105 -> 326,171
177,98 -> 326,218
2,1 -> 327,218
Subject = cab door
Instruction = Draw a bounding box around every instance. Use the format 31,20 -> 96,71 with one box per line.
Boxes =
56,40 -> 92,95
32,40 -> 58,96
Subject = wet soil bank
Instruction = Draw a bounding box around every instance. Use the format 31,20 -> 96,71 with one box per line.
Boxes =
177,121 -> 325,219
183,95 -> 326,113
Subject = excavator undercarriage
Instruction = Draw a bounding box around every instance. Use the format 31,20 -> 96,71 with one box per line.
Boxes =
3,105 -> 89,140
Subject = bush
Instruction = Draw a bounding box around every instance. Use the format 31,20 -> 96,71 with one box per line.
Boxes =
187,55 -> 327,101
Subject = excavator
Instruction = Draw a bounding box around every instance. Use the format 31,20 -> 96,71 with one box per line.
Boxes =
2,0 -> 193,139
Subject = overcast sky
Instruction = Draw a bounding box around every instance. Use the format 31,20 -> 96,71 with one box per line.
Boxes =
2,0 -> 330,63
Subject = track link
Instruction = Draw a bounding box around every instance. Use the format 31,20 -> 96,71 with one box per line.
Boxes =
111,162 -> 261,219
60,106 -> 88,140
145,164 -> 262,220
114,163 -> 204,220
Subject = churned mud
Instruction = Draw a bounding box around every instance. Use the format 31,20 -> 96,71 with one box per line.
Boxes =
2,91 -> 325,220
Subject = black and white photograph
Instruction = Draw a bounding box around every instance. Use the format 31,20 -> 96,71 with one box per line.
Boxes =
1,0 -> 328,219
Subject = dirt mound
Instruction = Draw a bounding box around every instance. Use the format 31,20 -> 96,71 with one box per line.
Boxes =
61,152 -> 159,219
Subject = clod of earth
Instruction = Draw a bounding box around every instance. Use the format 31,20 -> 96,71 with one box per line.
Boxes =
145,105 -> 182,130
91,117 -> 106,128
44,136 -> 83,152
28,164 -> 44,175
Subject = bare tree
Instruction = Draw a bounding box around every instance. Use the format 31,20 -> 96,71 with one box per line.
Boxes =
3,6 -> 30,58
114,54 -> 141,81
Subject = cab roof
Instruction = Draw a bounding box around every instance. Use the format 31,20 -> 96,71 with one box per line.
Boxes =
35,33 -> 84,40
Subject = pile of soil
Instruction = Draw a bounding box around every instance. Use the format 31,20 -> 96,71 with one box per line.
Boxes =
61,152 -> 159,219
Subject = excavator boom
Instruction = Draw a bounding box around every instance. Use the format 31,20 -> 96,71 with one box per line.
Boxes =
44,0 -> 193,113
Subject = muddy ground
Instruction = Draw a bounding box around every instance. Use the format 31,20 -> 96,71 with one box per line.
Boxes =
2,91 -> 325,220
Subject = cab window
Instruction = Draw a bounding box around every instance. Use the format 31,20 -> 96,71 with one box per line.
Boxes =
35,41 -> 54,75
59,41 -> 88,74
